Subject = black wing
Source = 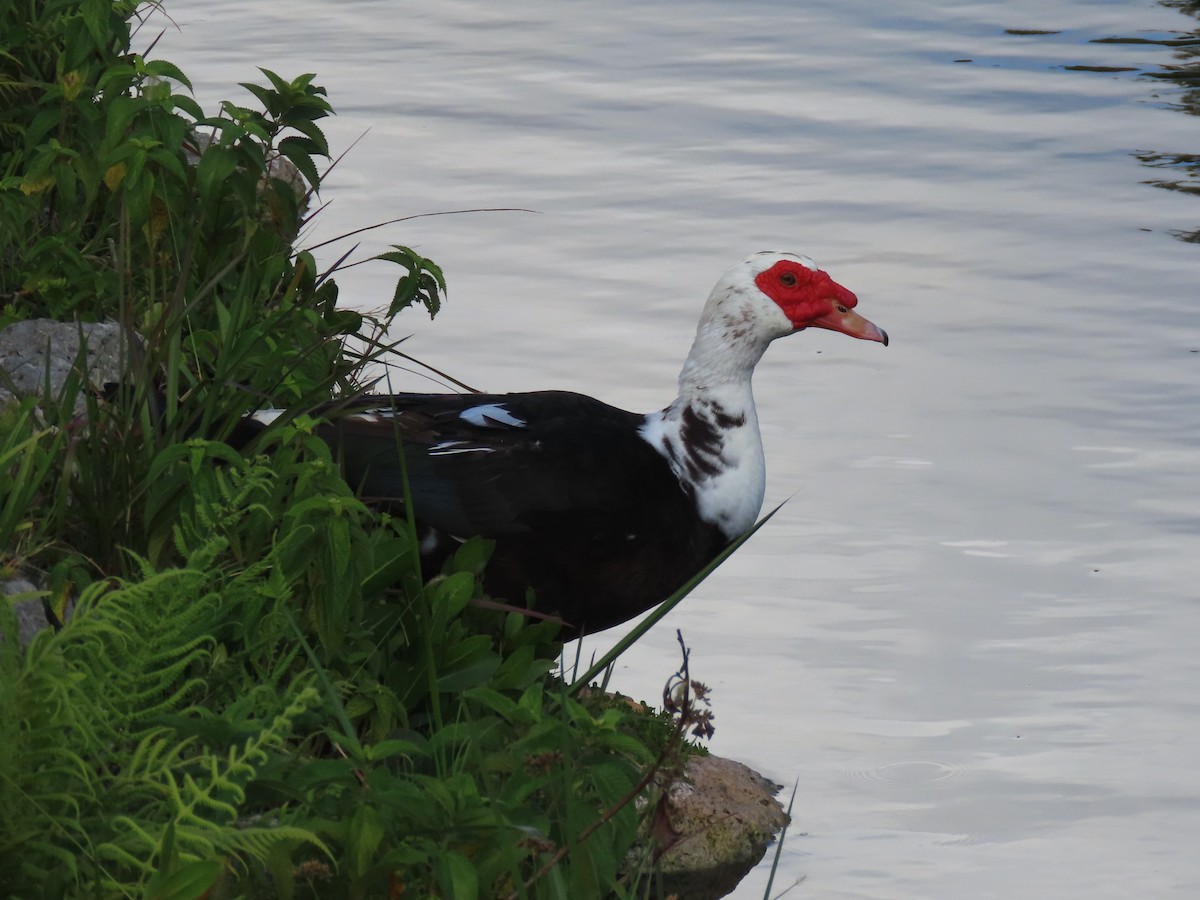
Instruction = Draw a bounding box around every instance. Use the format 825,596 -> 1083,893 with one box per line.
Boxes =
319,390 -> 687,540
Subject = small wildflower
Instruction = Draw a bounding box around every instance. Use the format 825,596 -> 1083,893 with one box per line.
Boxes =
293,859 -> 333,881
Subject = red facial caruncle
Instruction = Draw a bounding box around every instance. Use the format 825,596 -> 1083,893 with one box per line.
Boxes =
754,259 -> 888,345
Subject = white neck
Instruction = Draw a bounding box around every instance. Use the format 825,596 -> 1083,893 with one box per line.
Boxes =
676,301 -> 775,395
639,297 -> 778,538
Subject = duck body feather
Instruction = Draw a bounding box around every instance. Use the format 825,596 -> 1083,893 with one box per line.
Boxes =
313,390 -> 726,633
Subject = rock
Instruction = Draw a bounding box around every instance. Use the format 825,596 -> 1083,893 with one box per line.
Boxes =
184,131 -> 310,239
0,319 -> 136,415
2,577 -> 51,648
654,754 -> 790,900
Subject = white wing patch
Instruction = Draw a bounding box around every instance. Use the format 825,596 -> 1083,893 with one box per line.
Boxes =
459,403 -> 526,428
429,440 -> 494,456
347,406 -> 416,422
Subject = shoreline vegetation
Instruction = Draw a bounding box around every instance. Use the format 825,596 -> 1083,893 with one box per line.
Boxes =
1,3 -> 784,898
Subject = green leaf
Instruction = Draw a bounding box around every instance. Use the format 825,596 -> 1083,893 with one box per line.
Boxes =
366,739 -> 424,762
240,81 -> 280,117
146,860 -> 222,900
436,652 -> 500,693
144,59 -> 194,91
376,246 -> 447,318
449,536 -> 493,576
195,143 -> 237,207
430,571 -> 475,626
102,95 -> 140,148
436,851 -> 479,900
586,761 -> 636,807
491,644 -> 554,692
347,804 -> 384,878
343,695 -> 374,718
290,117 -> 330,156
80,0 -> 111,47
260,67 -> 294,96
519,683 -> 545,717
277,136 -> 320,189
172,94 -> 204,120
149,147 -> 188,183
463,686 -> 518,720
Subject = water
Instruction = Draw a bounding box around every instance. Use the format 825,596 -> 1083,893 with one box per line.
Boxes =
163,1 -> 1199,896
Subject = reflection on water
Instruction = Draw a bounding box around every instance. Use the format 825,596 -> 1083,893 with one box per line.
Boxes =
994,1 -> 1200,240
1140,1 -> 1200,241
1064,0 -> 1200,240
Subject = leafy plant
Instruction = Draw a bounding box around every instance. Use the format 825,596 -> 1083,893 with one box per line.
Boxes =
0,399 -> 63,571
0,2 -> 730,897
2,433 -> 691,898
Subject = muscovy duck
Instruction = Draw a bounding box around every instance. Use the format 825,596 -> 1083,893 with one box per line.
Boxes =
251,252 -> 887,634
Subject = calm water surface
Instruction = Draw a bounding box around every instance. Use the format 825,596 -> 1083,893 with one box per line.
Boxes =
166,1 -> 1199,896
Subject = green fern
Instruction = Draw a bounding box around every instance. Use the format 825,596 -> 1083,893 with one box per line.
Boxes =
95,690 -> 327,881
0,518 -> 330,896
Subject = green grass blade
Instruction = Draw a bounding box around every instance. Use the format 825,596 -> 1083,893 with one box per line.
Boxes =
763,778 -> 798,899
567,500 -> 787,695
286,613 -> 356,741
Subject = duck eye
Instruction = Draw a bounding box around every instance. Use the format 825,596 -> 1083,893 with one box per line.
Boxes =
836,304 -> 848,313
779,272 -> 798,287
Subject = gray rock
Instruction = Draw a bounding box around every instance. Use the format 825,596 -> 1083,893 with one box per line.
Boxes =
185,130 -> 310,239
2,577 -> 51,648
655,754 -> 790,900
0,319 -> 137,414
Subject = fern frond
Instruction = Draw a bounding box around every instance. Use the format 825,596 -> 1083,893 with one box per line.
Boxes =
92,686 -> 328,877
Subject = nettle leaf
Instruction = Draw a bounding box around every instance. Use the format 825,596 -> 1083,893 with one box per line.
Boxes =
272,522 -> 317,574
239,81 -> 280,118
172,93 -> 204,120
376,246 -> 447,319
285,71 -> 318,94
290,117 -> 330,156
277,136 -> 319,189
259,67 -> 294,97
96,59 -> 137,89
144,58 -> 193,91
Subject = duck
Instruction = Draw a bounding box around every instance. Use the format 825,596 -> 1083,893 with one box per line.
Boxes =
249,251 -> 887,635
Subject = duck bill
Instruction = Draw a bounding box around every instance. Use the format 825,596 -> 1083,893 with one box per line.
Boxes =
809,305 -> 889,346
